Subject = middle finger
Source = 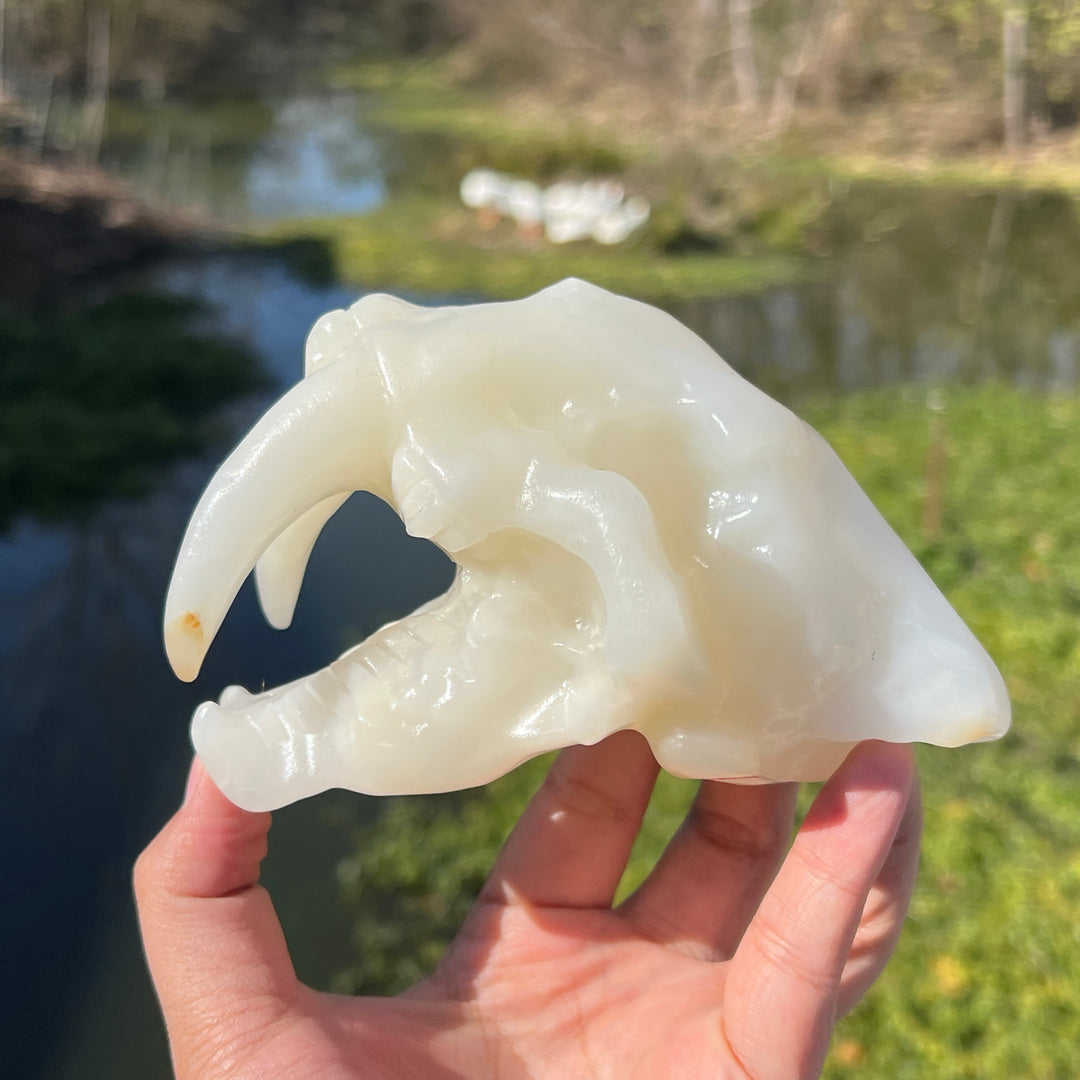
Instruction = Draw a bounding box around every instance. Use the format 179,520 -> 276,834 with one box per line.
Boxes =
619,779 -> 798,960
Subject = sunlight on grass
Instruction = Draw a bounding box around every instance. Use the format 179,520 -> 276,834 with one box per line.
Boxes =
334,385 -> 1079,1077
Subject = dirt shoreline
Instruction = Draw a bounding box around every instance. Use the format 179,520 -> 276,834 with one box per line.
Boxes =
0,148 -> 218,309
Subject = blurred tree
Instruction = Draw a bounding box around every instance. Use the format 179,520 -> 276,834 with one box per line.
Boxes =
7,0 -> 241,94
727,0 -> 760,111
1003,1 -> 1028,151
4,0 -> 1080,154
430,0 -> 1080,150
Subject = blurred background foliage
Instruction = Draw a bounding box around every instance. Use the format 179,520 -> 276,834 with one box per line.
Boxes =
5,0 -> 1080,168
2,2 -> 1079,1078
0,293 -> 261,527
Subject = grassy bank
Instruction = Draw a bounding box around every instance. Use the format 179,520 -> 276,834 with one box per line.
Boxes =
259,62 -> 832,300
756,148 -> 1080,199
243,58 -> 836,300
262,196 -> 812,301
334,384 -> 1080,1078
0,147 -> 207,307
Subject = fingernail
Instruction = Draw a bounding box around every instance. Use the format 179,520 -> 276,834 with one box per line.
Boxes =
183,757 -> 204,806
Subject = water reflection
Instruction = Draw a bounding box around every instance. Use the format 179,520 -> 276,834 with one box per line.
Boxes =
0,266 -> 455,1080
102,91 -> 385,221
246,95 -> 385,219
675,188 -> 1080,399
0,293 -> 265,527
1,478 -> 214,1080
1,477 -> 455,1079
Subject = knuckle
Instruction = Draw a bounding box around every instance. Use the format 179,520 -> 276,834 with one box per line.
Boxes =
689,802 -> 787,864
794,843 -> 866,908
542,766 -> 637,827
751,915 -> 837,996
132,839 -> 162,904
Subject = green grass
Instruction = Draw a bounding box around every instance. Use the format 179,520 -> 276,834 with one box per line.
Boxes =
804,387 -> 1080,1078
259,197 -> 814,301
334,384 -> 1080,1077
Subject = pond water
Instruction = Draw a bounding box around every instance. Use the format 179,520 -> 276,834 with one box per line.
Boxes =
3,86 -> 1080,1080
100,90 -> 387,222
0,255 -> 457,1080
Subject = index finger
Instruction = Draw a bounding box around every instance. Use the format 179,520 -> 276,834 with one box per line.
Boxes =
133,758 -> 299,1067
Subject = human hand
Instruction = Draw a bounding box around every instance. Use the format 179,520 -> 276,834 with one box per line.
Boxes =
135,733 -> 920,1080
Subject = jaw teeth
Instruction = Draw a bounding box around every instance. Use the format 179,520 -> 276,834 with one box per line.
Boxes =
254,495 -> 348,630
165,278 -> 1010,810
191,557 -> 617,809
252,295 -> 424,630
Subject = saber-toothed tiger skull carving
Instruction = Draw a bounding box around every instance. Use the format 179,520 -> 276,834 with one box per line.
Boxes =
164,278 -> 1009,811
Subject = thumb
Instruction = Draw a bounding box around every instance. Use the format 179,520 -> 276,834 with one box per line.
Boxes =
134,757 -> 299,1076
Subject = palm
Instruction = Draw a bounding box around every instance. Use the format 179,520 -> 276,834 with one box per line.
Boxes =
416,905 -> 742,1078
136,734 -> 920,1080
237,914 -> 728,1080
